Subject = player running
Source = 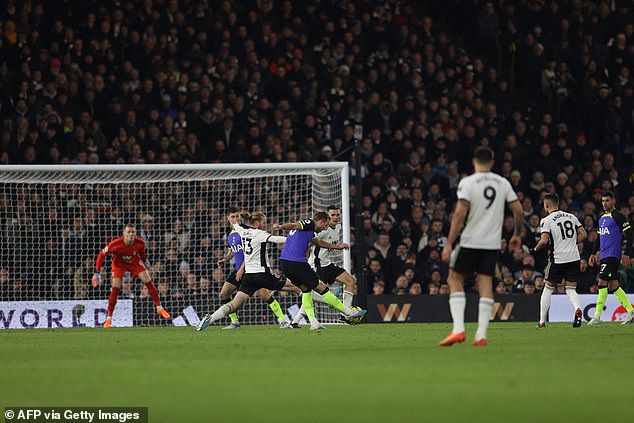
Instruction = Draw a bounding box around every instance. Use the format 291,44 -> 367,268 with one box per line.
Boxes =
217,207 -> 292,329
587,191 -> 634,325
439,146 -> 523,346
275,212 -> 367,330
290,205 -> 358,327
94,224 -> 170,328
531,193 -> 587,328
196,212 -> 296,331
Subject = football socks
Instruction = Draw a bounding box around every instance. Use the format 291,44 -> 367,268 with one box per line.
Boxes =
614,287 -> 634,312
540,284 -> 554,324
594,287 -> 608,318
475,297 -> 494,341
107,286 -> 121,317
449,292 -> 466,334
565,285 -> 581,311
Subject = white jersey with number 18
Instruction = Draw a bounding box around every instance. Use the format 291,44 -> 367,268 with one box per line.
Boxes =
457,171 -> 518,250
540,211 -> 581,263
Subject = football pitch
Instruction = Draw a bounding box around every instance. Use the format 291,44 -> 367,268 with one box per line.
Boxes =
1,323 -> 633,423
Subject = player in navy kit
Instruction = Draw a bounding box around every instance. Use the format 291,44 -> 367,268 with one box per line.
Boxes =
274,212 -> 367,330
587,191 -> 634,324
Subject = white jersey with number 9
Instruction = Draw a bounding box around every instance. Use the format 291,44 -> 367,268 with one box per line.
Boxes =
456,172 -> 518,250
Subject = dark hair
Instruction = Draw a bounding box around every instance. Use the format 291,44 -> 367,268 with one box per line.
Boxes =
601,191 -> 615,199
544,193 -> 559,205
227,206 -> 241,214
313,211 -> 328,221
474,146 -> 494,164
327,205 -> 340,211
124,223 -> 136,231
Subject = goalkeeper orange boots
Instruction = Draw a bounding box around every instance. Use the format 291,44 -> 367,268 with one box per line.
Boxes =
157,308 -> 171,319
103,318 -> 112,328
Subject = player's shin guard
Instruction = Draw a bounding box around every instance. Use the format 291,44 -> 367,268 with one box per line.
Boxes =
475,297 -> 494,341
320,288 -> 347,313
613,287 -> 634,312
448,292 -> 466,334
302,292 -> 317,324
267,296 -> 285,321
222,297 -> 239,323
540,284 -> 554,324
145,281 -> 162,307
595,287 -> 608,318
565,285 -> 581,311
107,286 -> 121,317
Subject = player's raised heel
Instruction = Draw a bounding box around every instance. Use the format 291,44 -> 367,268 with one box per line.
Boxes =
472,338 -> 488,346
103,318 -> 112,329
157,308 -> 171,319
573,308 -> 583,327
587,316 -> 601,325
279,321 -> 291,329
196,314 -> 211,331
222,322 -> 240,330
621,310 -> 634,325
438,331 -> 466,346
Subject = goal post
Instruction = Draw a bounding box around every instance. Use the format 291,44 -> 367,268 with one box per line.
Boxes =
0,163 -> 350,328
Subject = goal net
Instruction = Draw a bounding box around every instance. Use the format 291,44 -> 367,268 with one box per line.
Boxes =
0,163 -> 350,329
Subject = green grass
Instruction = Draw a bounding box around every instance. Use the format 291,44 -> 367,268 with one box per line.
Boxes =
1,323 -> 633,423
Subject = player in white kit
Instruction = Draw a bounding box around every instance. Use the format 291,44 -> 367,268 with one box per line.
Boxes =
439,146 -> 524,347
531,193 -> 587,328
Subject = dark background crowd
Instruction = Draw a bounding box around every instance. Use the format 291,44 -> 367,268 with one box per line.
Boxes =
1,0 -> 634,303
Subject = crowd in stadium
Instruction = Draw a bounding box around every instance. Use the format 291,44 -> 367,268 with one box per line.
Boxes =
1,0 -> 633,302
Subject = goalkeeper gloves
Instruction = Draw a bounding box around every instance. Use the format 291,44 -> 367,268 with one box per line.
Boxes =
92,271 -> 101,288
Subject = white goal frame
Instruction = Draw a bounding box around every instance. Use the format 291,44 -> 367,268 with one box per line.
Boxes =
0,162 -> 350,328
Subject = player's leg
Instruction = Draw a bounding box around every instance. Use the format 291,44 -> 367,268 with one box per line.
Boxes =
104,275 -> 122,328
291,289 -> 328,326
314,281 -> 366,319
589,278 -> 609,324
608,279 -> 634,324
280,260 -> 325,329
138,270 -> 170,319
438,269 -> 467,346
564,281 -> 582,327
538,280 -> 556,328
219,281 -> 240,326
335,270 -> 357,307
197,291 -> 250,331
473,273 -> 494,345
255,288 -> 287,325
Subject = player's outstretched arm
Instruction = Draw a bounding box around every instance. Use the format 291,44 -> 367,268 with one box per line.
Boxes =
273,222 -> 302,231
312,238 -> 349,250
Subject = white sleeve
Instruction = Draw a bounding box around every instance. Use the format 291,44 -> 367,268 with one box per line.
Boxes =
540,217 -> 549,234
268,235 -> 286,244
456,179 -> 470,202
505,179 -> 518,203
572,214 -> 582,228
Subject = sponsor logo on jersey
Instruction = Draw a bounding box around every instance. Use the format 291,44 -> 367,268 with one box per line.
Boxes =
598,227 -> 611,235
122,255 -> 132,263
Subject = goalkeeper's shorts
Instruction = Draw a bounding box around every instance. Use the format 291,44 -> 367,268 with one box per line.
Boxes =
111,262 -> 147,279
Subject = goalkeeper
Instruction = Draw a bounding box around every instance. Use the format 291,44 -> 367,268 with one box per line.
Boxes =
94,224 -> 170,328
